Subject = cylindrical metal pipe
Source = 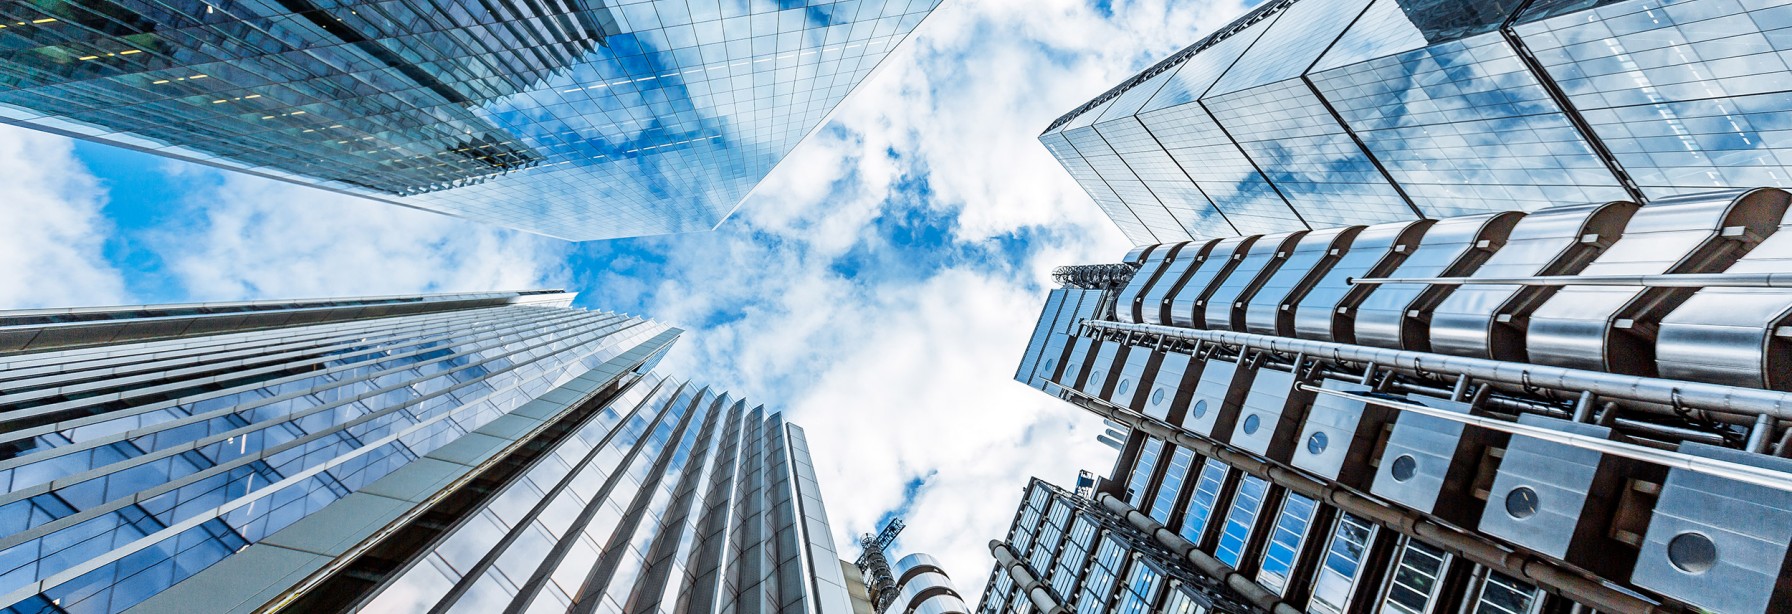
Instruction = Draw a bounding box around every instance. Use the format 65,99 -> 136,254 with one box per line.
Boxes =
1348,272 -> 1792,288
988,541 -> 1067,614
1084,319 -> 1792,421
1749,414 -> 1778,454
1094,494 -> 1302,614
1065,392 -> 1674,614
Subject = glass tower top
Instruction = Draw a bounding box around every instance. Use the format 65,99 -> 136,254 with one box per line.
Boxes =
0,0 -> 941,240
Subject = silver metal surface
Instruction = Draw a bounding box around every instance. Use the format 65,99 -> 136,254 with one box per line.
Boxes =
1631,442 -> 1792,613
1477,414 -> 1639,579
1137,240 -> 1220,325
1145,352 -> 1194,421
1427,200 -> 1637,361
1206,232 -> 1308,331
1660,193 -> 1792,390
1294,220 -> 1432,343
1245,226 -> 1363,337
1227,367 -> 1315,462
1290,379 -> 1397,488
1527,189 -> 1788,374
1168,236 -> 1257,328
1080,341 -> 1123,399
1109,347 -> 1153,409
1367,394 -> 1487,523
1115,243 -> 1173,323
1181,357 -> 1249,440
1352,212 -> 1523,351
1087,319 -> 1792,421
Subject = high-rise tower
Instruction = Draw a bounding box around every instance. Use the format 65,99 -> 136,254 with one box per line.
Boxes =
0,291 -> 855,614
0,0 -> 942,240
999,187 -> 1792,613
1045,0 -> 1792,244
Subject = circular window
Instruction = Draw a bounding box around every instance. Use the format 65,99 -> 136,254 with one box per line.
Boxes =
1306,432 -> 1328,455
1090,370 -> 1103,386
1668,532 -> 1718,574
1043,359 -> 1055,372
1504,486 -> 1539,520
1390,455 -> 1418,482
1242,414 -> 1262,435
1151,388 -> 1166,406
1192,400 -> 1208,419
1117,379 -> 1131,395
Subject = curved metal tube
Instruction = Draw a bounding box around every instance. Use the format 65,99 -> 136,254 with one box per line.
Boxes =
1092,493 -> 1303,614
1349,272 -> 1792,288
1083,319 -> 1792,420
987,541 -> 1068,614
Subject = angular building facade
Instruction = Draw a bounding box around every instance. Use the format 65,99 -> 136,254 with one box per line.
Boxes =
1005,186 -> 1792,613
0,291 -> 855,614
0,0 -> 941,240
1045,0 -> 1792,244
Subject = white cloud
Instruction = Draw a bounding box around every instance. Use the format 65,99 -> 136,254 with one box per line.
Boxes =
154,173 -> 571,301
0,124 -> 128,308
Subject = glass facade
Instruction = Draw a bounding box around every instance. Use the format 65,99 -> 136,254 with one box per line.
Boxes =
1047,0 -> 1792,244
0,292 -> 854,614
0,0 -> 942,241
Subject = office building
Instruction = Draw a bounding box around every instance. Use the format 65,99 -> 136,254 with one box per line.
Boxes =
1043,0 -> 1792,244
1002,186 -> 1792,613
0,0 -> 941,240
887,553 -> 967,614
0,291 -> 855,614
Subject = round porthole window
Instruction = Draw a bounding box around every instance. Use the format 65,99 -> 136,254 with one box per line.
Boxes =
1090,370 -> 1103,386
1242,414 -> 1262,435
1390,455 -> 1418,482
1043,359 -> 1055,373
1192,400 -> 1208,419
1306,432 -> 1328,455
1117,379 -> 1131,395
1668,532 -> 1718,574
1151,388 -> 1166,405
1504,486 -> 1539,520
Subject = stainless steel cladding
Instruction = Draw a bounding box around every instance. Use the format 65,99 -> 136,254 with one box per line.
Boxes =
1658,195 -> 1792,389
1353,212 -> 1523,351
1227,366 -> 1317,462
1115,243 -> 1174,323
1245,226 -> 1363,336
1168,236 -> 1257,327
1527,189 -> 1790,375
1369,396 -> 1506,527
1108,347 -> 1154,409
1293,220 -> 1432,343
1426,201 -> 1638,361
1204,232 -> 1307,331
1181,357 -> 1250,441
1143,352 -> 1196,421
1630,442 -> 1792,613
1290,379 -> 1399,489
1476,415 -> 1662,580
1134,240 -> 1220,324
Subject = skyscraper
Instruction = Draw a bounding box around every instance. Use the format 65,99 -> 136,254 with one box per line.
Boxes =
0,291 -> 855,614
1004,187 -> 1792,613
0,0 -> 942,240
1043,0 -> 1792,244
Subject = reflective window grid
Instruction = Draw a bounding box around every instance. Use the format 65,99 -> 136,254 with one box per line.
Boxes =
1046,0 -> 1792,244
0,0 -> 943,241
0,291 -> 855,614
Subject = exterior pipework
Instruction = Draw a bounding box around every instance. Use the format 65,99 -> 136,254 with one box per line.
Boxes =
1092,493 -> 1301,614
1056,387 -> 1673,614
986,542 -> 1068,614
1083,319 -> 1792,421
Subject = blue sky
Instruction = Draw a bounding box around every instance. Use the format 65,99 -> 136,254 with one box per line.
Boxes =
0,0 -> 1254,599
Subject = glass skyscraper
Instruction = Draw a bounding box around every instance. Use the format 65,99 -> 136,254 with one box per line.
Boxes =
1007,188 -> 1792,613
0,0 -> 941,240
1045,0 -> 1792,244
0,291 -> 855,614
